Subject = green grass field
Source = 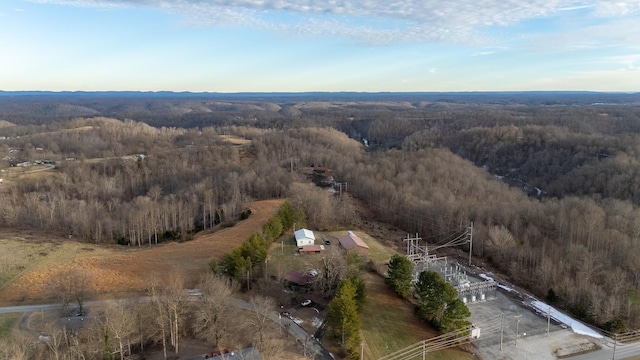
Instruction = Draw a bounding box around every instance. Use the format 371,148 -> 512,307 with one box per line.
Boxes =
360,272 -> 474,360
0,313 -> 20,338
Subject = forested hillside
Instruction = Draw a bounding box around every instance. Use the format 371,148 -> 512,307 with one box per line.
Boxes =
2,93 -> 640,332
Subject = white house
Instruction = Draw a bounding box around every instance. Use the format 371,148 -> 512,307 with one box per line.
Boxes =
295,228 -> 316,248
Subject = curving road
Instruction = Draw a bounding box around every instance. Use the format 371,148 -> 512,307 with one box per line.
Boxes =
0,296 -> 333,360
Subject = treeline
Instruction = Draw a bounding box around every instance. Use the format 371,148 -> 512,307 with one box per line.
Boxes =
0,274 -> 286,360
0,118 -> 362,244
409,124 -> 640,206
0,118 -> 295,244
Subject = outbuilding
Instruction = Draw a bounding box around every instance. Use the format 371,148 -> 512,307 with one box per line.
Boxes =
299,244 -> 325,255
337,231 -> 370,255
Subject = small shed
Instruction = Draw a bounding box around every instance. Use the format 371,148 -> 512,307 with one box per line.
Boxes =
338,231 -> 370,255
295,228 -> 316,248
299,245 -> 325,255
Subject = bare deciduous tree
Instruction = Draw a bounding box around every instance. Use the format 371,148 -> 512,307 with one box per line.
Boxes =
51,269 -> 93,315
192,274 -> 236,347
248,295 -> 278,352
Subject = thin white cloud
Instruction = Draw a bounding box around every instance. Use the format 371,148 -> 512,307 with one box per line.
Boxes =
557,4 -> 595,11
593,1 -> 640,17
593,54 -> 640,70
25,0 -> 640,47
472,50 -> 498,56
527,18 -> 640,51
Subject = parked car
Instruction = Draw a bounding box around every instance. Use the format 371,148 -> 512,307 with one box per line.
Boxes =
324,239 -> 331,245
307,269 -> 319,277
301,299 -> 312,306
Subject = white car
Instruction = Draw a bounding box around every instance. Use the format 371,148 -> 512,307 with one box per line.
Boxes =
301,299 -> 312,306
307,269 -> 319,277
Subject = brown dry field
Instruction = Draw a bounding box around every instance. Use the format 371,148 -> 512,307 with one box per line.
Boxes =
221,135 -> 252,146
0,199 -> 284,305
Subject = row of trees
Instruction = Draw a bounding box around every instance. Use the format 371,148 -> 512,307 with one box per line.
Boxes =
0,273 -> 285,360
414,271 -> 471,333
326,277 -> 365,359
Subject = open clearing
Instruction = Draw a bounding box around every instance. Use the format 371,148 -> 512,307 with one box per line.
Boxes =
0,199 -> 284,304
221,134 -> 252,145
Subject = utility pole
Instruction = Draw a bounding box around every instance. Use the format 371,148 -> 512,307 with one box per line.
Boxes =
612,334 -> 617,360
500,313 -> 504,351
515,315 -> 522,346
337,182 -> 348,198
361,342 -> 364,359
547,306 -> 551,337
404,233 -> 423,259
468,222 -> 474,266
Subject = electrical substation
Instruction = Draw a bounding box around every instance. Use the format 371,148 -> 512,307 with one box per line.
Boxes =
403,226 -> 497,305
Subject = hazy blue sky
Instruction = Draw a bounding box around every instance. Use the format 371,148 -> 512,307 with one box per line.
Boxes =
1,0 -> 639,92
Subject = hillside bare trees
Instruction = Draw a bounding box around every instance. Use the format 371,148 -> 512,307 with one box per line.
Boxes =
5,99 -> 640,334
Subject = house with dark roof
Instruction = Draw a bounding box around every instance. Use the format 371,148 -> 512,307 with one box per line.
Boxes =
284,270 -> 313,290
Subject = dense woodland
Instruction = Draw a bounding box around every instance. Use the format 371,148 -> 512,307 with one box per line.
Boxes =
2,93 -> 640,335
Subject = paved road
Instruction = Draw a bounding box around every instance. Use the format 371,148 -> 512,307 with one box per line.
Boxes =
566,340 -> 640,360
0,296 -> 333,360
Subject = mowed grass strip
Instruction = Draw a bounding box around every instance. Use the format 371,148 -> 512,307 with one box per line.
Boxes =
360,270 -> 473,360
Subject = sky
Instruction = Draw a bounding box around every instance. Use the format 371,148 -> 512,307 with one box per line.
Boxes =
0,0 -> 639,92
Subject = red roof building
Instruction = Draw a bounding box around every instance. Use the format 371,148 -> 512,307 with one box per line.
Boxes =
299,245 -> 325,255
337,231 -> 370,255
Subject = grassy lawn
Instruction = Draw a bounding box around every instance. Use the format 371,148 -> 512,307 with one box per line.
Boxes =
0,313 -> 20,338
267,233 -> 315,279
360,272 -> 474,360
